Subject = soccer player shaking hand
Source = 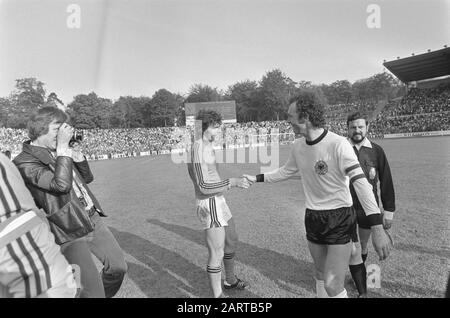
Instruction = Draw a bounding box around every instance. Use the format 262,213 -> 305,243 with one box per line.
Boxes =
187,110 -> 250,298
244,92 -> 391,298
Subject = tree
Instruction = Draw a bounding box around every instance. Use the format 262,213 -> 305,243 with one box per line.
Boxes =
150,89 -> 178,127
111,96 -> 148,128
13,78 -> 46,109
67,92 -> 114,129
352,72 -> 402,102
297,80 -> 313,90
320,80 -> 352,105
45,92 -> 65,108
259,69 -> 291,121
7,78 -> 47,128
173,93 -> 186,126
185,84 -> 222,103
333,80 -> 352,104
226,80 -> 259,122
0,97 -> 10,127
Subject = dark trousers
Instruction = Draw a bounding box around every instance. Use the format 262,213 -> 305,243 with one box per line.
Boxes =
60,213 -> 127,298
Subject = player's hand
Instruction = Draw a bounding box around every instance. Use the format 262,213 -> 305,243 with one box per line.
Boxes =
371,224 -> 392,261
57,123 -> 74,149
71,142 -> 85,162
243,174 -> 256,184
230,177 -> 251,189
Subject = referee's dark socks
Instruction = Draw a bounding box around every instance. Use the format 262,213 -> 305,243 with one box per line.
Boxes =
349,263 -> 367,296
223,252 -> 236,284
362,252 -> 368,264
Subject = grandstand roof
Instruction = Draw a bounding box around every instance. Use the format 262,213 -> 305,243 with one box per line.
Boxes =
383,47 -> 450,83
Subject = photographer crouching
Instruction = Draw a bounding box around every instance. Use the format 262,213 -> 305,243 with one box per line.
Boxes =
13,107 -> 127,298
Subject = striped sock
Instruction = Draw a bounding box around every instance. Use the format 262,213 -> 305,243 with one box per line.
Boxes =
223,252 -> 236,285
315,279 -> 328,298
206,265 -> 222,298
331,289 -> 348,298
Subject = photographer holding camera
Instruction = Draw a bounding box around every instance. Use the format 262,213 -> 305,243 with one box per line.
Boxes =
13,107 -> 127,298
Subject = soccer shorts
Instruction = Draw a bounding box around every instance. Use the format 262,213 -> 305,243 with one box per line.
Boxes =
304,206 -> 358,245
196,195 -> 232,230
0,211 -> 77,298
355,207 -> 372,230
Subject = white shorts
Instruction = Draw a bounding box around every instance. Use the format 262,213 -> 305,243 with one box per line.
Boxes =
196,195 -> 232,230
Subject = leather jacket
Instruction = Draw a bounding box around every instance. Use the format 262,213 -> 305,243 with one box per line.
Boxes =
13,141 -> 107,245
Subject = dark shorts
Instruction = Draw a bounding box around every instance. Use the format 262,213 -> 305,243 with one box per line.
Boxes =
355,207 -> 372,229
305,206 -> 358,245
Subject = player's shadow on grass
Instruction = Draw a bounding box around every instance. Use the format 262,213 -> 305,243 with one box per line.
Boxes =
372,281 -> 444,298
109,227 -> 258,298
394,242 -> 450,259
147,218 -> 316,296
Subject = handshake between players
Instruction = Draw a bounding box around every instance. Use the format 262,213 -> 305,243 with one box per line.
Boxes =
188,95 -> 392,298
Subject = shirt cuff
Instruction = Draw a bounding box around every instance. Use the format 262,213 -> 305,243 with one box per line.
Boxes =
383,211 -> 394,220
256,174 -> 264,182
56,148 -> 73,158
367,213 -> 383,227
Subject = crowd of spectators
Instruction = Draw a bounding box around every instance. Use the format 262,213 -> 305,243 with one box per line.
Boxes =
81,127 -> 187,157
383,84 -> 450,117
222,121 -> 293,148
324,101 -> 379,122
371,84 -> 450,135
1,84 -> 448,159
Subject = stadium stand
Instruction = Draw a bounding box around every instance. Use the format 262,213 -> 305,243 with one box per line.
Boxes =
1,82 -> 448,160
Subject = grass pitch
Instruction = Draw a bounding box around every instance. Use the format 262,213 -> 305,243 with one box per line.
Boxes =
88,136 -> 450,298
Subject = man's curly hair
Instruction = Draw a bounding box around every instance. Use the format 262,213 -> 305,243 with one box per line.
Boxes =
346,111 -> 369,126
196,109 -> 222,134
289,91 -> 326,128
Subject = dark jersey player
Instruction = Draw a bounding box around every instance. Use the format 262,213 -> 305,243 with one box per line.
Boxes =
347,111 -> 396,297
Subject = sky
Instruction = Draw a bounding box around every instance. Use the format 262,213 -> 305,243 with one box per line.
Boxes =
0,0 -> 449,105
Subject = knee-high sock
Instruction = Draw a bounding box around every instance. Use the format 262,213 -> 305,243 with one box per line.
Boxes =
315,279 -> 328,298
330,289 -> 348,298
349,263 -> 367,295
207,265 -> 222,297
223,252 -> 236,284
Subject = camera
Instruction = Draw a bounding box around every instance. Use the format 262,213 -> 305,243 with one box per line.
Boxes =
70,130 -> 84,144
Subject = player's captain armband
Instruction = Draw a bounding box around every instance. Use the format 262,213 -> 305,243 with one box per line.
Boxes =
366,213 -> 383,227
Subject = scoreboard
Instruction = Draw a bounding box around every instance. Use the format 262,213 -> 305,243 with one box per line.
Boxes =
185,101 -> 237,126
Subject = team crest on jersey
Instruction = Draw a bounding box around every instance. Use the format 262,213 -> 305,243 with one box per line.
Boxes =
314,160 -> 328,175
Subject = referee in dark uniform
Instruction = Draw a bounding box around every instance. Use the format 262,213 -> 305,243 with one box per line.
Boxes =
346,112 -> 396,297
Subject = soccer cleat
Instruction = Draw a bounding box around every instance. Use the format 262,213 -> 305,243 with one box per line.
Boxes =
223,277 -> 249,290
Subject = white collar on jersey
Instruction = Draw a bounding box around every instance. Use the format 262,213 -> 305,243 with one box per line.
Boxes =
348,137 -> 372,151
